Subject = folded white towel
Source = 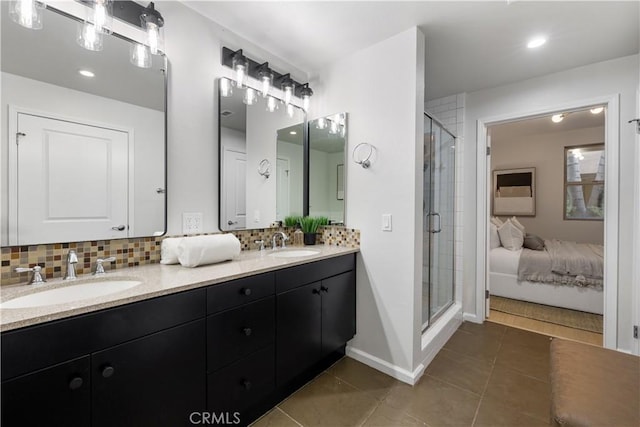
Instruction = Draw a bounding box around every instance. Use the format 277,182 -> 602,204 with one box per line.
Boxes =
177,234 -> 241,268
160,237 -> 184,265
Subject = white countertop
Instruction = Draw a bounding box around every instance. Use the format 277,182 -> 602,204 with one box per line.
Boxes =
0,246 -> 359,332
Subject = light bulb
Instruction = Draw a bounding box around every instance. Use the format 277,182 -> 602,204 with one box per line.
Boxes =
77,22 -> 103,51
10,0 -> 44,29
140,2 -> 164,55
130,43 -> 151,68
303,94 -> 311,111
551,114 -> 564,123
243,87 -> 257,106
266,96 -> 278,112
283,86 -> 293,106
91,0 -> 113,34
146,23 -> 163,55
220,78 -> 233,97
299,84 -> 313,111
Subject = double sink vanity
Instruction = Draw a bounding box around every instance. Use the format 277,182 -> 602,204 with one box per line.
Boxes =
1,246 -> 358,426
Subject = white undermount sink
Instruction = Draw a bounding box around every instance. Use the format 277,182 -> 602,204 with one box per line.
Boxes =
269,249 -> 321,258
0,279 -> 143,309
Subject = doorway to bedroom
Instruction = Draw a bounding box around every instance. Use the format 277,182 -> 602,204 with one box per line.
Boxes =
485,106 -> 606,346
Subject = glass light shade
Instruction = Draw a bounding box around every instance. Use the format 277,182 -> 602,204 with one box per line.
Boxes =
145,22 -> 164,55
88,0 -> 113,34
258,69 -> 273,97
232,56 -> 248,88
266,96 -> 278,112
302,94 -> 311,111
316,117 -> 327,129
243,87 -> 257,106
9,0 -> 44,30
130,43 -> 151,68
299,85 -> 313,111
77,22 -> 104,51
329,120 -> 339,135
220,78 -> 233,97
286,104 -> 295,118
283,84 -> 294,106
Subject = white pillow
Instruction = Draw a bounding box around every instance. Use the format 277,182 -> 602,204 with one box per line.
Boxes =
511,216 -> 525,235
160,237 -> 184,264
490,223 -> 501,249
490,216 -> 503,227
497,219 -> 524,251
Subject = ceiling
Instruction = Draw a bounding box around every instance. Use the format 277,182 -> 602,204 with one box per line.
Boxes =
182,1 -> 639,100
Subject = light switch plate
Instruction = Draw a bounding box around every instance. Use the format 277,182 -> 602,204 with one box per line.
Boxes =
182,212 -> 203,234
382,214 -> 392,231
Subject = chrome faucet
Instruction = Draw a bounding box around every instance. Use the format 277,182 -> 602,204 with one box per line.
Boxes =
15,265 -> 46,285
64,250 -> 79,280
94,257 -> 117,275
271,232 -> 289,250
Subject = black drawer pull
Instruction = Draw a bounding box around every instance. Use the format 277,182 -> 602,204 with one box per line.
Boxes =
243,327 -> 252,336
242,379 -> 252,390
241,288 -> 252,296
321,286 -> 329,293
69,376 -> 83,390
101,365 -> 115,378
312,288 -> 320,295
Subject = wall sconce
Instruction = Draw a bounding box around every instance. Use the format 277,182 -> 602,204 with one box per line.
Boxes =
76,0 -> 113,52
221,46 -> 314,111
9,0 -> 45,30
140,2 -> 164,55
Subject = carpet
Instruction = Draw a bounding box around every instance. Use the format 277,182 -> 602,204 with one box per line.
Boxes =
490,296 -> 603,334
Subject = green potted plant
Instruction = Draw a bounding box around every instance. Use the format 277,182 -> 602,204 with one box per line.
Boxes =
299,216 -> 322,245
284,215 -> 302,228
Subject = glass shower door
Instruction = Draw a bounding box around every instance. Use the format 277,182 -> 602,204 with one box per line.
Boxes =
422,114 -> 456,331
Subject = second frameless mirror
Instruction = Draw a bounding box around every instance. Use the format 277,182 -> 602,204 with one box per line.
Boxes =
218,79 -> 305,231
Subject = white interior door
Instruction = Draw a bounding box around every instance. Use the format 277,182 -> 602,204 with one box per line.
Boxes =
223,148 -> 246,230
12,113 -> 129,244
276,157 -> 290,220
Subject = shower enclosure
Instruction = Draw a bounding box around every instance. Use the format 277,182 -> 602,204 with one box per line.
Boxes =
422,113 -> 456,331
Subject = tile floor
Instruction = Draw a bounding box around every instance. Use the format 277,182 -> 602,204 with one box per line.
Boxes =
252,322 -> 551,427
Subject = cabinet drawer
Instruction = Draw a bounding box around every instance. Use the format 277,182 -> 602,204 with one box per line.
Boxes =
207,273 -> 275,314
207,346 -> 275,416
275,254 -> 355,293
1,288 -> 205,381
207,297 -> 275,372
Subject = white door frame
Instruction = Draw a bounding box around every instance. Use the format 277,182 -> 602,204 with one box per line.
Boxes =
632,86 -> 640,355
475,94 -> 620,350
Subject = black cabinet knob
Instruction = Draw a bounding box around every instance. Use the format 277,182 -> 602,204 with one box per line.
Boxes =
69,377 -> 83,390
242,379 -> 252,390
241,288 -> 252,296
312,289 -> 320,294
243,327 -> 252,336
321,286 -> 329,293
101,365 -> 115,378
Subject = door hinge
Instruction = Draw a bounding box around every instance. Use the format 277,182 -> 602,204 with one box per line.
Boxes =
485,290 -> 490,299
486,146 -> 491,156
634,325 -> 638,339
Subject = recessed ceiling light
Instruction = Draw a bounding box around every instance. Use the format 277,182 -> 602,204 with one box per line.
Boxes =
78,69 -> 95,78
527,37 -> 547,49
289,131 -> 297,135
551,114 -> 564,123
590,107 -> 604,114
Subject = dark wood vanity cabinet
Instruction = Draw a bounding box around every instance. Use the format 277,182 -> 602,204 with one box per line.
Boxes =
1,253 -> 356,427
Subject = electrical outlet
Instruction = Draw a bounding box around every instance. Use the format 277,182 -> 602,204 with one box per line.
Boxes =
182,212 -> 203,234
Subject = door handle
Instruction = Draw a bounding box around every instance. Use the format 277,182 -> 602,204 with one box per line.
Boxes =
228,220 -> 238,226
111,225 -> 126,231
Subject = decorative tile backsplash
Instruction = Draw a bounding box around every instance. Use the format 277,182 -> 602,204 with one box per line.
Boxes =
1,226 -> 360,286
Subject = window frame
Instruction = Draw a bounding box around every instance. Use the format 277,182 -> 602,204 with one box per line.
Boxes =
563,143 -> 605,221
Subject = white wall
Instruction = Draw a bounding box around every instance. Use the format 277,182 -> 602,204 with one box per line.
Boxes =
1,72 -> 164,242
276,141 -> 304,218
464,54 -> 639,352
310,27 -> 425,381
492,126 -> 605,245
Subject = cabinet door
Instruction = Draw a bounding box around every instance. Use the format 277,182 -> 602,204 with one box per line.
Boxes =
92,320 -> 206,427
276,282 -> 322,386
321,271 -> 356,356
1,356 -> 90,427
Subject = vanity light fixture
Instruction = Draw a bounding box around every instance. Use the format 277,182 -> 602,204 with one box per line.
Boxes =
527,36 -> 547,49
257,63 -> 274,97
220,78 -> 234,98
78,69 -> 95,78
551,113 -> 565,123
9,0 -> 44,30
130,43 -> 152,68
140,2 -> 164,55
280,74 -> 295,106
299,83 -> 313,111
266,95 -> 278,112
243,87 -> 258,106
77,0 -> 114,52
77,22 -> 104,51
590,107 -> 604,114
231,50 -> 249,88
286,104 -> 295,118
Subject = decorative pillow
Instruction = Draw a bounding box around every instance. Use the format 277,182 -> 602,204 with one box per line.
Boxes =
497,219 -> 524,251
490,216 -> 503,227
510,216 -> 525,235
490,223 -> 501,249
523,233 -> 545,251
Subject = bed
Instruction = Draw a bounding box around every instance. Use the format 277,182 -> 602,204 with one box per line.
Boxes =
490,245 -> 604,315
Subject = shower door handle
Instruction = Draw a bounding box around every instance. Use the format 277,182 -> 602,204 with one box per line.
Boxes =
429,212 -> 442,233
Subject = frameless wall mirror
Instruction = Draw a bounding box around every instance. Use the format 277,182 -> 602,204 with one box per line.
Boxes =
218,79 -> 305,231
308,113 -> 347,224
1,4 -> 167,246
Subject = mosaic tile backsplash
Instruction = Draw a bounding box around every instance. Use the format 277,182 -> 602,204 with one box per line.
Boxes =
1,226 -> 360,286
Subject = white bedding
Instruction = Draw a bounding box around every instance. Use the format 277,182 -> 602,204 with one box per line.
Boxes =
489,247 -> 603,314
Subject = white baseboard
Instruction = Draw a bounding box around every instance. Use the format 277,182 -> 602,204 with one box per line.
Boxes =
463,312 -> 481,323
419,304 -> 462,373
345,346 -> 424,385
